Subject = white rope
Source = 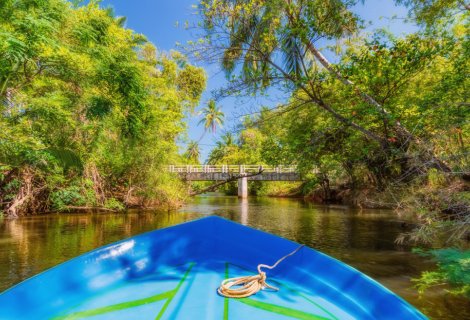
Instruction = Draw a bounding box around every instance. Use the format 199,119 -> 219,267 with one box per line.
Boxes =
217,245 -> 305,298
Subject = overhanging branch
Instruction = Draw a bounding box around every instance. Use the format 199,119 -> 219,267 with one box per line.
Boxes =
189,169 -> 264,196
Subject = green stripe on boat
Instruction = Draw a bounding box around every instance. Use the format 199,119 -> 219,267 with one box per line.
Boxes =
53,263 -> 195,320
155,262 -> 195,319
237,298 -> 332,320
224,263 -> 230,320
53,290 -> 174,320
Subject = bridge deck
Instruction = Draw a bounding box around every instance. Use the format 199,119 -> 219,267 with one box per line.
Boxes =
168,165 -> 303,181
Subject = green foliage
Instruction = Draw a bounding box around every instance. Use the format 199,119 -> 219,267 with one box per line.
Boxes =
199,0 -> 468,189
207,123 -> 303,196
50,186 -> 87,211
207,132 -> 238,164
413,248 -> 470,297
200,0 -> 360,89
301,178 -> 321,195
397,179 -> 469,247
396,0 -> 468,26
253,181 -> 300,197
0,0 -> 206,215
221,181 -> 238,196
104,197 -> 124,211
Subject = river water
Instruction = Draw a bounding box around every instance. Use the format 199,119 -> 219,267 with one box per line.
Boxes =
0,195 -> 468,319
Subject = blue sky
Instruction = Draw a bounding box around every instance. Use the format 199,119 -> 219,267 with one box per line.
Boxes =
101,0 -> 416,161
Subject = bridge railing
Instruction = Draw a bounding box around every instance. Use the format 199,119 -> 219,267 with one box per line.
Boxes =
168,165 -> 298,174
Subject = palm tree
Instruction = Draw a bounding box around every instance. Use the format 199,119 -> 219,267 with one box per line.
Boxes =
220,132 -> 236,147
207,132 -> 237,164
198,99 -> 224,134
185,140 -> 200,163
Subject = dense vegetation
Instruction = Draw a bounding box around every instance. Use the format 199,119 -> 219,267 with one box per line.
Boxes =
0,0 -> 206,216
197,0 -> 469,296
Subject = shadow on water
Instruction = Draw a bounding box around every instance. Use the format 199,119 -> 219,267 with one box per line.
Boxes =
0,193 -> 468,319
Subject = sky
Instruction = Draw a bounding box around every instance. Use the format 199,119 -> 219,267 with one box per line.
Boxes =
100,0 -> 417,161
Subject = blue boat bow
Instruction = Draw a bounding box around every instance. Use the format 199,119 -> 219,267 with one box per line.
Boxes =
0,216 -> 427,319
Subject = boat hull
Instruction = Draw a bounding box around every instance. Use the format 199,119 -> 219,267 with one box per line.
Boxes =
0,216 -> 427,319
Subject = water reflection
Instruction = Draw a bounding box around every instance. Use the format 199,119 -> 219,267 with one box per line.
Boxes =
240,198 -> 248,225
0,194 -> 468,319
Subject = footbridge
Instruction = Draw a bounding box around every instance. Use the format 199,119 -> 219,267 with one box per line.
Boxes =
168,165 -> 303,198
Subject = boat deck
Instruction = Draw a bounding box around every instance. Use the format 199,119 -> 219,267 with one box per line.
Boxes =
0,217 -> 427,320
52,261 -> 351,320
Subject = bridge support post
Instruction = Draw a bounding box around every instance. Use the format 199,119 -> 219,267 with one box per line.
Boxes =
238,176 -> 248,198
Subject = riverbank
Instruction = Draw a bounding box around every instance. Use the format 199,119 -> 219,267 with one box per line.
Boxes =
304,177 -> 470,214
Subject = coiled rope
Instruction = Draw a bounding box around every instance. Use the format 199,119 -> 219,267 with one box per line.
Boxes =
217,245 -> 305,298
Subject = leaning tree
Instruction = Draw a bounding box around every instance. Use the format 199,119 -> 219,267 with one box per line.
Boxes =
191,0 -> 456,176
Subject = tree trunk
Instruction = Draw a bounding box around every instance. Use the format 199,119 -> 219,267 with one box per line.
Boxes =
303,40 -> 451,172
7,173 -> 33,217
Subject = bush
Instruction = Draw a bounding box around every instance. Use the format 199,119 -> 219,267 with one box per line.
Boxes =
104,198 -> 124,211
50,186 -> 86,211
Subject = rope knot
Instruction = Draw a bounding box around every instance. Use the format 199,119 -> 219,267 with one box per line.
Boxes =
258,271 -> 267,285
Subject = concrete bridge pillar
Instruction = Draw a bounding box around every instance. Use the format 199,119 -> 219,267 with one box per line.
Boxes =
238,176 -> 248,198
